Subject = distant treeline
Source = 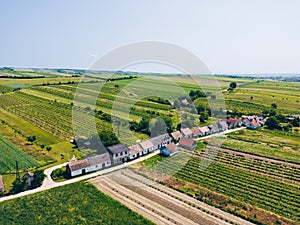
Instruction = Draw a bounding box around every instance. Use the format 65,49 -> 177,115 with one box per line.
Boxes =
0,75 -> 46,79
216,74 -> 300,82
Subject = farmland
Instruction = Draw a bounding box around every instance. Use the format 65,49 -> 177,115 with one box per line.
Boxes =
0,71 -> 299,224
0,181 -> 154,225
134,140 -> 300,225
0,136 -> 38,174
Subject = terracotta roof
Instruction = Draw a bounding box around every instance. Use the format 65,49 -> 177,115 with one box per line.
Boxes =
181,127 -> 193,136
179,137 -> 197,148
191,127 -> 201,135
129,144 -> 143,155
150,133 -> 171,146
87,153 -> 110,166
199,126 -> 210,133
170,131 -> 182,139
225,118 -> 241,125
107,144 -> 129,154
68,159 -> 89,172
139,140 -> 154,150
251,121 -> 260,127
166,142 -> 178,154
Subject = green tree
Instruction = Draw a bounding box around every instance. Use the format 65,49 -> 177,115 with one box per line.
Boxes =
291,118 -> 300,127
265,116 -> 280,130
199,111 -> 209,123
10,179 -> 25,194
275,114 -> 286,123
32,170 -> 45,188
271,103 -> 277,109
27,136 -> 36,142
229,82 -> 237,89
98,131 -> 120,147
151,118 -> 167,137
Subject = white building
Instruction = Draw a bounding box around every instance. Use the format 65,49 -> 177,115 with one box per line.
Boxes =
149,133 -> 172,150
67,159 -> 90,177
86,153 -> 111,173
129,144 -> 143,160
180,127 -> 193,138
107,144 -> 130,165
139,140 -> 155,154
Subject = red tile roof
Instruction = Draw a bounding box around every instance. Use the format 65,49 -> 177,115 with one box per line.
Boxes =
179,137 -> 197,148
181,127 -> 193,136
68,159 -> 89,172
166,142 -> 178,154
191,127 -> 201,135
170,131 -> 182,139
251,121 -> 260,127
199,126 -> 210,133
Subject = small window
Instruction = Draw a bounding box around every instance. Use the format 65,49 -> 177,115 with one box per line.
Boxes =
116,153 -> 118,157
125,151 -> 128,154
120,152 -> 123,156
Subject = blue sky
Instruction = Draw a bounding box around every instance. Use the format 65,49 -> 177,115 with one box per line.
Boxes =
1,0 -> 300,74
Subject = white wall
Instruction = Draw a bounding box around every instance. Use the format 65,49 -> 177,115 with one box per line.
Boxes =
71,170 -> 83,177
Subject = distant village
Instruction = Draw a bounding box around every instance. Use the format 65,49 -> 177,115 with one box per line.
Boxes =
67,115 -> 266,177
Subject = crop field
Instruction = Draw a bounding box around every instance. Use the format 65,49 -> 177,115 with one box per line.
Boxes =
0,181 -> 154,225
0,85 -> 15,94
192,79 -> 300,115
136,142 -> 300,224
0,136 -> 39,174
225,80 -> 300,114
221,129 -> 300,163
174,158 -> 299,222
0,90 -> 148,147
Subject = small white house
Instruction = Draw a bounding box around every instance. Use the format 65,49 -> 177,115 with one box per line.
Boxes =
199,126 -> 211,136
149,133 -> 172,150
129,144 -> 143,160
139,140 -> 155,154
170,131 -> 182,141
86,153 -> 111,173
107,144 -> 130,165
180,128 -> 193,138
166,142 -> 178,157
67,159 -> 90,177
22,172 -> 35,187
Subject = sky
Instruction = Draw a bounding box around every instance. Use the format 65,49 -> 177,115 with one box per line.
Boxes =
1,0 -> 300,74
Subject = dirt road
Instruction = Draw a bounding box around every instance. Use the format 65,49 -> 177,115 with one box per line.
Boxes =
90,169 -> 255,225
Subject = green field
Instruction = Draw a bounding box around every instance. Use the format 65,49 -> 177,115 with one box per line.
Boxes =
0,182 -> 154,225
0,136 -> 39,174
0,71 -> 300,224
192,78 -> 300,115
221,129 -> 300,163
136,137 -> 300,225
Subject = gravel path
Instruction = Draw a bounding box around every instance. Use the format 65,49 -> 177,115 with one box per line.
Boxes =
90,169 -> 255,225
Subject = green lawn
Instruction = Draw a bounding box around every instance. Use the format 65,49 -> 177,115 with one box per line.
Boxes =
0,182 -> 154,225
0,136 -> 39,174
